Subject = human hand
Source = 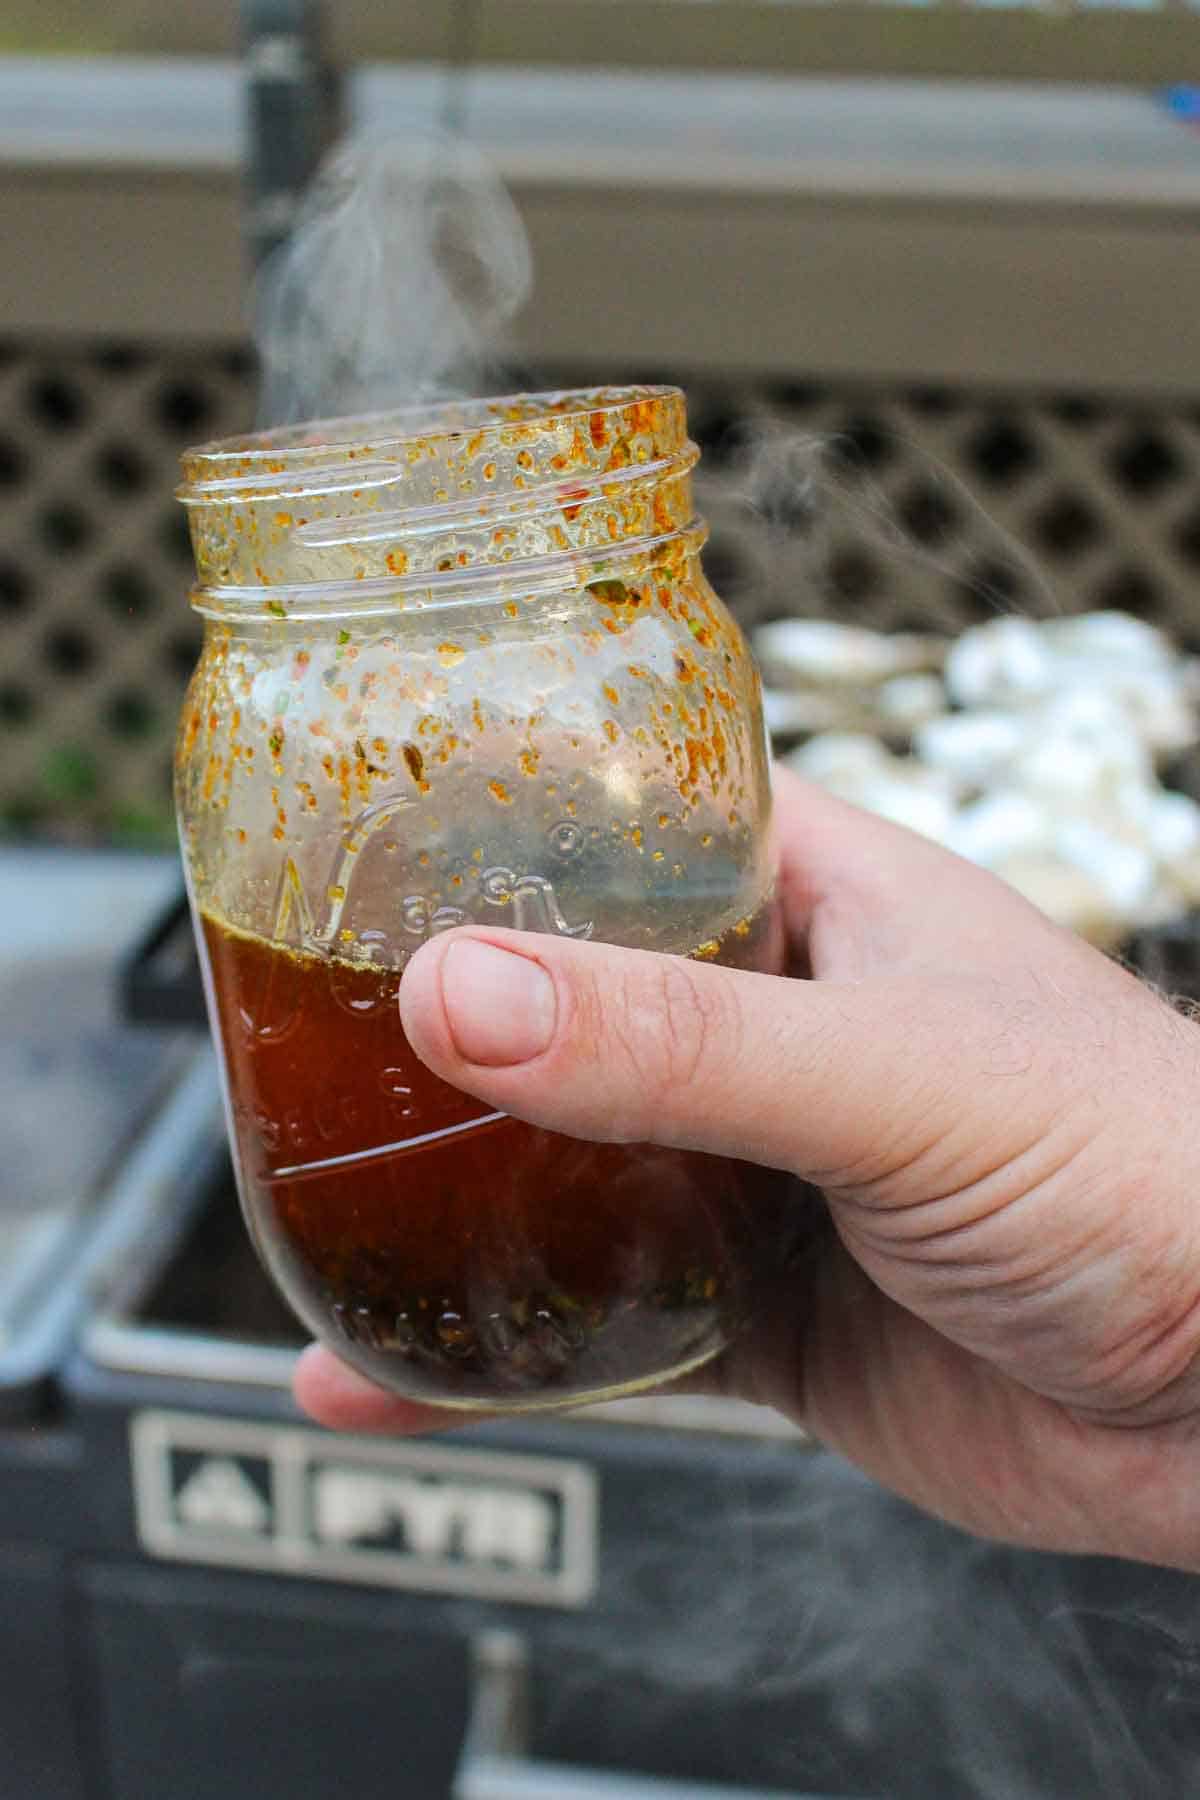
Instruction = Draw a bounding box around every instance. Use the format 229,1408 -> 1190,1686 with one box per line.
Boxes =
296,764 -> 1200,1570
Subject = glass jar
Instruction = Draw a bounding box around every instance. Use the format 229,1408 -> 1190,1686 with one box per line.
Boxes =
176,385 -> 794,1411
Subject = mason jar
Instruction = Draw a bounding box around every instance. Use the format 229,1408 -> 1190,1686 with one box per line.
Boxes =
176,385 -> 796,1411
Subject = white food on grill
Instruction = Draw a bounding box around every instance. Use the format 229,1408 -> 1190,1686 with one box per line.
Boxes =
757,611 -> 1200,945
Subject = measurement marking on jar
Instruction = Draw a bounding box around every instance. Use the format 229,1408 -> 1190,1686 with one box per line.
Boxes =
271,1110 -> 509,1180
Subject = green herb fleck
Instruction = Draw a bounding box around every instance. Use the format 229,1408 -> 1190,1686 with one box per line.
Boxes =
266,599 -> 287,619
587,578 -> 629,607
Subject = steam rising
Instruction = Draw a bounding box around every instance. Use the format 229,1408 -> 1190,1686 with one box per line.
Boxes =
707,421 -> 1057,632
534,1454 -> 1200,1797
255,132 -> 532,426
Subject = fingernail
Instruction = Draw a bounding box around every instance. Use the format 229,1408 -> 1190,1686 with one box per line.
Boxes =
440,938 -> 557,1066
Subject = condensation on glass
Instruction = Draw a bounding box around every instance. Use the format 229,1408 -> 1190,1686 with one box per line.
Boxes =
175,386 -> 801,1412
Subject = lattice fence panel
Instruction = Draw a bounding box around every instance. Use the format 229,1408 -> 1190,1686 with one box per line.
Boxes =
1,342 -> 1198,841
0,344 -> 253,839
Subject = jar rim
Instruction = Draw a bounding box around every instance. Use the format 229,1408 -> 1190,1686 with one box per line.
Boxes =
181,384 -> 682,488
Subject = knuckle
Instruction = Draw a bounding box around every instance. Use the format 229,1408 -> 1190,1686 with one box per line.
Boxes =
555,945 -> 742,1143
620,955 -> 729,1112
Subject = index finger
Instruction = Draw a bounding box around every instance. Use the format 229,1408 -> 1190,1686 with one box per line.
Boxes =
770,764 -> 1067,979
294,1342 -> 483,1435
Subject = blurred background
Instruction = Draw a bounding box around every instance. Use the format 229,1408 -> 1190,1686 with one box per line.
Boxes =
3,7 -> 1200,1800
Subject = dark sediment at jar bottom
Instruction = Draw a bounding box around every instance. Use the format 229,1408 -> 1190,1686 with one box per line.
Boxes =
201,903 -> 815,1409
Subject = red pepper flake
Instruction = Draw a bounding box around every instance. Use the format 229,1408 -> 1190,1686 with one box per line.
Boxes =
561,484 -> 589,523
402,743 -> 425,785
685,738 -> 703,784
386,550 -> 408,576
488,779 -> 512,804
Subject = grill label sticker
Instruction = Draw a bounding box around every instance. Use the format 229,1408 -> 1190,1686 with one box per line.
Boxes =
130,1409 -> 597,1606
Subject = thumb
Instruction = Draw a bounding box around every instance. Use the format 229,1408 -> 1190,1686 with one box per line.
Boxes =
398,926 -> 960,1183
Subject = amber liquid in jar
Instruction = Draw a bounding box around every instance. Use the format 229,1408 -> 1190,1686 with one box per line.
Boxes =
202,903 -> 794,1408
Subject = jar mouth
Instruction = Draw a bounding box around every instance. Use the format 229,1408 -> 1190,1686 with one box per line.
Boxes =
179,384 -> 705,617
179,384 -> 683,494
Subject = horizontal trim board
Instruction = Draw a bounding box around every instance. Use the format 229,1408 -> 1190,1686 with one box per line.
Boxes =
7,2 -> 1200,85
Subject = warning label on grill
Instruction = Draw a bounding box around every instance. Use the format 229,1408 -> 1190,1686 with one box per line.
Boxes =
130,1409 -> 597,1606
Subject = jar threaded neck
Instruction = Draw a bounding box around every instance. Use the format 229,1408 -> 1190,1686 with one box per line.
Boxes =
179,385 -> 704,620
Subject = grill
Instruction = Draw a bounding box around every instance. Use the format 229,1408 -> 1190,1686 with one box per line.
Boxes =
0,866 -> 1192,1797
